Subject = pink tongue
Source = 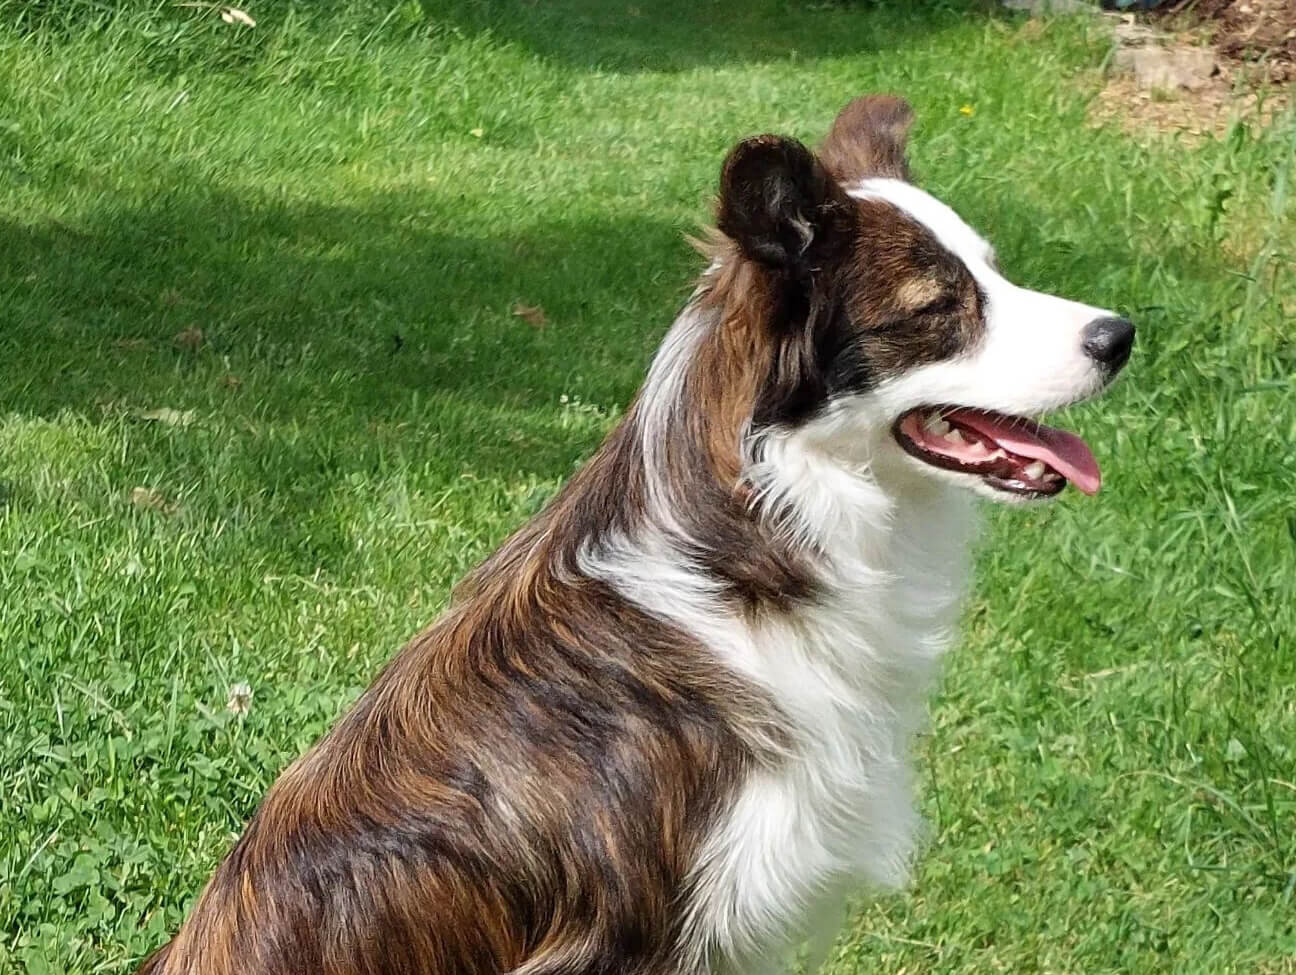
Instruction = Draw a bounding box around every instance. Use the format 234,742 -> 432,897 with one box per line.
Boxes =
948,409 -> 1102,496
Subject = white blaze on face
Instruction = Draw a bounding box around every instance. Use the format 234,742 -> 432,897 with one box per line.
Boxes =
849,178 -> 1117,419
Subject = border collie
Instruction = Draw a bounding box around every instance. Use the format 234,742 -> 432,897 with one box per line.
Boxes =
139,94 -> 1133,975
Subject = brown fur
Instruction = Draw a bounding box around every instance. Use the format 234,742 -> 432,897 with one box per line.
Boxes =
143,404 -> 792,975
840,197 -> 986,377
819,94 -> 915,184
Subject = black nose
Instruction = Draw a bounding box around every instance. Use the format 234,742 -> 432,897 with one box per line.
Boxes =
1081,316 -> 1135,373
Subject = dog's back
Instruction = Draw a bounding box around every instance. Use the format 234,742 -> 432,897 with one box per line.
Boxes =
141,425 -> 780,975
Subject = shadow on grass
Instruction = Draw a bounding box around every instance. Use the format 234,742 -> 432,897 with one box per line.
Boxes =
0,184 -> 694,423
9,0 -> 1006,76
430,0 -> 1001,73
0,181 -> 704,569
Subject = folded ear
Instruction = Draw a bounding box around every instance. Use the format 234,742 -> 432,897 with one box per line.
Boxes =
819,94 -> 914,184
716,135 -> 850,274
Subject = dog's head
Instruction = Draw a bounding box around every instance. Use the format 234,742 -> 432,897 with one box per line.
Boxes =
715,95 -> 1133,503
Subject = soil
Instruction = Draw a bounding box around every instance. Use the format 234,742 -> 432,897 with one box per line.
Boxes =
1152,0 -> 1296,81
1090,71 -> 1287,141
1088,0 -> 1293,143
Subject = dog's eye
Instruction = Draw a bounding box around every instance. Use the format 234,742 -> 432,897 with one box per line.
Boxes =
869,289 -> 961,331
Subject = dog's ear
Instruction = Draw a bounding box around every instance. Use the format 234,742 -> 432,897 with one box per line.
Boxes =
716,135 -> 851,274
819,94 -> 914,184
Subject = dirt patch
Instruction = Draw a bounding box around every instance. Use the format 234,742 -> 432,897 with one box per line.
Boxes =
1087,4 -> 1292,143
1152,0 -> 1296,82
1090,61 -> 1289,142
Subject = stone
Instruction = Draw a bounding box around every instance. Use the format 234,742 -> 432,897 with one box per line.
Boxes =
1001,0 -> 1100,14
1114,45 -> 1217,91
1113,20 -> 1162,46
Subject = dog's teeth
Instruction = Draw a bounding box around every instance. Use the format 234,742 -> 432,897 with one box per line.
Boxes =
1023,461 -> 1047,479
923,412 -> 951,435
943,428 -> 966,445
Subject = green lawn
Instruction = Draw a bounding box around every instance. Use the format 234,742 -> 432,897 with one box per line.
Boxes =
1,1 -> 1294,972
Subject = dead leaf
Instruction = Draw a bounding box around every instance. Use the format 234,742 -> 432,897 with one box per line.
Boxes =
220,374 -> 242,390
130,487 -> 179,515
469,127 -> 484,138
114,338 -> 150,351
511,302 -> 548,328
173,326 -> 204,351
136,407 -> 196,427
220,6 -> 256,27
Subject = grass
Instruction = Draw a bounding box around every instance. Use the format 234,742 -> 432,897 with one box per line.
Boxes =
0,0 -> 1293,971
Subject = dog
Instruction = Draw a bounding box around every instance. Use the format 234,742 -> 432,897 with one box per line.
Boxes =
137,94 -> 1133,975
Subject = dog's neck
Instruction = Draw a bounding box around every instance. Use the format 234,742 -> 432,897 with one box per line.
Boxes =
462,267 -> 977,639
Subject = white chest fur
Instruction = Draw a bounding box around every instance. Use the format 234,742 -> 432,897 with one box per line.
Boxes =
685,458 -> 976,970
595,414 -> 977,972
686,490 -> 974,973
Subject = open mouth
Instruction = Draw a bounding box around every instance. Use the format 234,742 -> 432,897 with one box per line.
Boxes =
893,406 -> 1101,498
